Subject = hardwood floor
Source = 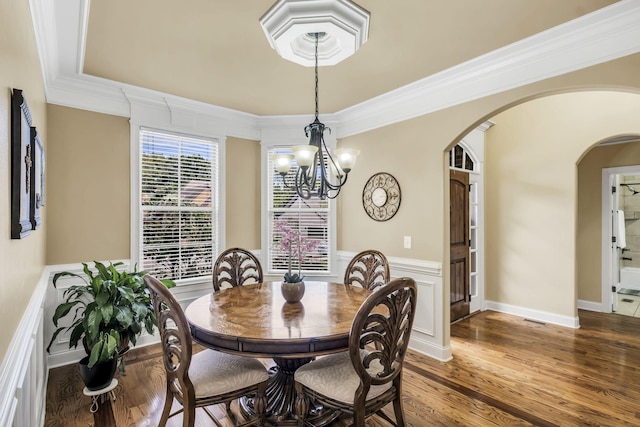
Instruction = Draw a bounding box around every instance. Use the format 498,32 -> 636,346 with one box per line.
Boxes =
44,310 -> 640,426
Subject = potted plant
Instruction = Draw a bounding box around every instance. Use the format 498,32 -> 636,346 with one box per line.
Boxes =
46,261 -> 175,388
273,220 -> 319,303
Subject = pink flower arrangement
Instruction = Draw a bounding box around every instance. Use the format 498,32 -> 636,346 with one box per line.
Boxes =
274,220 -> 319,283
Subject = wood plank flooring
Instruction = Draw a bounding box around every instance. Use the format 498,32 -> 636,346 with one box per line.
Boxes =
44,310 -> 640,426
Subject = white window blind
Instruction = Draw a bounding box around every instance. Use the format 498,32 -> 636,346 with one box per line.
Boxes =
268,147 -> 330,274
140,129 -> 218,281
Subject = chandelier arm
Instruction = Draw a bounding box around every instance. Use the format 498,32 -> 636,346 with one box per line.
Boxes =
278,174 -> 295,190
295,167 -> 313,199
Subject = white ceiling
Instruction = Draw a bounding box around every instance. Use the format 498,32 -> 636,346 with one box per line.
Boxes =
31,0 -> 640,137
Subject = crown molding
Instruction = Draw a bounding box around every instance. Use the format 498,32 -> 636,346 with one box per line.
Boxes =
32,0 -> 640,139
335,0 -> 640,137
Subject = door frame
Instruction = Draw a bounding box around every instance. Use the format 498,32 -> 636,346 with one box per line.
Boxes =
448,136 -> 484,314
601,165 -> 640,312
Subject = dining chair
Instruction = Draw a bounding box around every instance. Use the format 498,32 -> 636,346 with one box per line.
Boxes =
144,274 -> 268,427
293,277 -> 417,427
213,247 -> 263,292
344,249 -> 391,291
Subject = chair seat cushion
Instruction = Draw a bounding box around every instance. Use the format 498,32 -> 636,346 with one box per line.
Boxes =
189,350 -> 269,398
294,351 -> 392,404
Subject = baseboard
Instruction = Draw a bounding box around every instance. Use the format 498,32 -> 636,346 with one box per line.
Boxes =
485,300 -> 580,329
409,333 -> 452,362
577,299 -> 603,312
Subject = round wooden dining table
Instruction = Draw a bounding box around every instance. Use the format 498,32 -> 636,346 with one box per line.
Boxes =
185,281 -> 371,426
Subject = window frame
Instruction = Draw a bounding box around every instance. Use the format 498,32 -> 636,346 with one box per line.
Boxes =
130,123 -> 226,287
261,130 -> 338,281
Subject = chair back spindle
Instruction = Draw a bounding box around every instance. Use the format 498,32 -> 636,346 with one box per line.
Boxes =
213,247 -> 263,291
344,250 -> 391,291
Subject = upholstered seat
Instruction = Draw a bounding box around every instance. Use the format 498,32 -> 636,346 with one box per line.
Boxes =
294,277 -> 417,427
343,249 -> 390,290
294,350 -> 392,404
213,247 -> 263,291
144,274 -> 268,427
189,350 -> 269,399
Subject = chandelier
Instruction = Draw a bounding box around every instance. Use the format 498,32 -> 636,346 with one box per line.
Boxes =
273,32 -> 360,200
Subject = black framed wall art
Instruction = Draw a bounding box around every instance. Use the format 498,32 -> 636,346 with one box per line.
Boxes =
30,127 -> 43,229
11,88 -> 33,239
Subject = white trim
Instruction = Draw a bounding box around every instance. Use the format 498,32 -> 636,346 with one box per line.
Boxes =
578,299 -> 603,312
601,165 -> 640,314
0,268 -> 49,427
261,126 -> 339,278
27,0 -> 58,91
44,260 -> 132,364
128,105 -> 227,278
44,262 -> 217,368
484,301 -> 580,329
337,251 -> 442,277
335,0 -> 640,137
409,337 -> 452,363
336,252 -> 450,361
31,0 -> 640,139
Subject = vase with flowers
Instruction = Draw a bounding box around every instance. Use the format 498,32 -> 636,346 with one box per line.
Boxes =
274,220 -> 319,303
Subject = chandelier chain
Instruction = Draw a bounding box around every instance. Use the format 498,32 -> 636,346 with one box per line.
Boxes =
314,33 -> 319,120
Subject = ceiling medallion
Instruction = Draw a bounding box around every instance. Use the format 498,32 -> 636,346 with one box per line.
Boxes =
260,0 -> 370,66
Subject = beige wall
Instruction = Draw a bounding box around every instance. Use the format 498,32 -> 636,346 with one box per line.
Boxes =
577,143 -> 640,303
338,54 -> 640,327
46,105 -> 130,264
22,40 -> 640,364
339,53 -> 640,260
225,136 -> 261,249
486,92 -> 640,316
337,120 -> 444,259
45,107 -> 262,263
0,0 -> 47,361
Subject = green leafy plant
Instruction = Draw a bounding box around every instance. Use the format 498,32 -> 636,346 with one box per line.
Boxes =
46,261 -> 175,368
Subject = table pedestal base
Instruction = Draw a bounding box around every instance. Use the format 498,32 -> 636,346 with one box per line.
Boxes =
240,357 -> 341,426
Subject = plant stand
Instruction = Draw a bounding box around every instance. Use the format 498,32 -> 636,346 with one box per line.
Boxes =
83,378 -> 118,413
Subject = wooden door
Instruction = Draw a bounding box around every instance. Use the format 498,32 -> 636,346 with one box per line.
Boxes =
450,169 -> 470,322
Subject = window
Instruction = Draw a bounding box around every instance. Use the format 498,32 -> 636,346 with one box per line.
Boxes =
139,129 -> 218,281
449,144 -> 475,171
267,147 -> 330,274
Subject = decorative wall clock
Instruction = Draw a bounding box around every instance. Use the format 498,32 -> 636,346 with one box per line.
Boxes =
362,172 -> 401,221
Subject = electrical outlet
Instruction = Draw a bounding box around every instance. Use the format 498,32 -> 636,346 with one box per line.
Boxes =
403,236 -> 411,249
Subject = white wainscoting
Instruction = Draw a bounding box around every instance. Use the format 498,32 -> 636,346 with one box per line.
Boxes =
1,254 -> 447,426
47,255 -> 449,365
336,252 -> 449,361
0,268 -> 48,427
45,260 -> 213,368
